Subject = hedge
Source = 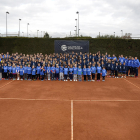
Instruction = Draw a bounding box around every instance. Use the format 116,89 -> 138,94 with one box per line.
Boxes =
0,37 -> 140,59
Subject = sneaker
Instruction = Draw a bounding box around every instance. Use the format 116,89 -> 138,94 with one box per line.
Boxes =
121,76 -> 123,78
21,79 -> 23,81
124,76 -> 126,78
66,80 -> 67,81
70,80 -> 72,81
117,77 -> 118,78
93,80 -> 95,82
64,80 -> 65,81
74,80 -> 75,81
76,80 -> 77,81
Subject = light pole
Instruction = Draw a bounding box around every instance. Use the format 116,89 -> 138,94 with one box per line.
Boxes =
22,32 -> 24,37
37,30 -> 39,37
75,19 -> 77,37
76,11 -> 79,37
19,19 -> 21,37
27,23 -> 29,37
74,30 -> 76,37
6,11 -> 9,37
121,30 -> 123,37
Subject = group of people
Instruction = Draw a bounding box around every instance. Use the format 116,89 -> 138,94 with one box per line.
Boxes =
0,51 -> 139,82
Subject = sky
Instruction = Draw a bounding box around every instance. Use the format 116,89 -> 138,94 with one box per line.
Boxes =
0,0 -> 140,38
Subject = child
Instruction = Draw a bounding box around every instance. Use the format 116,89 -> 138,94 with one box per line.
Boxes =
19,65 -> 24,80
83,65 -> 87,81
40,66 -> 45,81
3,63 -> 8,80
97,64 -> 102,81
118,62 -> 122,78
27,64 -> 32,80
23,64 -> 28,80
0,64 -> 2,80
73,64 -> 78,81
8,63 -> 12,80
32,65 -> 36,81
55,64 -> 59,80
12,64 -> 17,80
115,63 -> 119,78
91,63 -> 96,81
111,61 -> 115,78
86,65 -> 91,81
102,67 -> 107,81
47,64 -> 51,80
69,64 -> 73,81
16,64 -> 20,80
78,65 -> 82,81
59,64 -> 64,81
51,64 -> 56,81
122,62 -> 126,78
134,57 -> 139,78
106,60 -> 111,77
36,63 -> 41,80
64,65 -> 68,81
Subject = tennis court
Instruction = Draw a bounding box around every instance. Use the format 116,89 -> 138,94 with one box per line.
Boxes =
0,75 -> 140,140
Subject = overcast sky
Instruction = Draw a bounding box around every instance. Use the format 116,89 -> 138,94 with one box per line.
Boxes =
0,0 -> 140,38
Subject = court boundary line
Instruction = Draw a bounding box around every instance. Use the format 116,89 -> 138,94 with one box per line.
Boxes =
124,79 -> 140,89
71,100 -> 73,140
0,98 -> 140,102
0,81 -> 13,89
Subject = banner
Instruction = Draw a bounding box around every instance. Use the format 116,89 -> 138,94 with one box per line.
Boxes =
54,40 -> 89,54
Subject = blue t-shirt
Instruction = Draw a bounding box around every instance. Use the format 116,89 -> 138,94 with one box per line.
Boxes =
23,66 -> 28,73
36,66 -> 41,74
47,66 -> 51,73
97,66 -> 102,73
16,66 -> 20,73
4,66 -> 8,73
55,67 -> 59,74
69,68 -> 73,74
83,68 -> 86,75
73,67 -> 77,74
86,68 -> 91,75
59,66 -> 64,73
51,67 -> 56,73
19,68 -> 24,75
32,68 -> 36,75
102,69 -> 107,76
64,68 -> 68,75
12,67 -> 16,73
78,68 -> 82,75
8,66 -> 12,73
27,67 -> 32,74
91,66 -> 96,74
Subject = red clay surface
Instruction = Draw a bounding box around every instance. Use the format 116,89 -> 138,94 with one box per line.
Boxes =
0,71 -> 140,140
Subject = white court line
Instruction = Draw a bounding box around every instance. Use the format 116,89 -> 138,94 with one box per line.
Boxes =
71,100 -> 73,140
0,81 -> 13,89
0,98 -> 140,102
124,78 -> 140,89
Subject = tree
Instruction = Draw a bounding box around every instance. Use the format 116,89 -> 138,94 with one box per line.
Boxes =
44,32 -> 51,38
96,34 -> 121,39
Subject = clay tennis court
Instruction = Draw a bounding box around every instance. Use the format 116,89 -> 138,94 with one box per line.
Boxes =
0,73 -> 140,140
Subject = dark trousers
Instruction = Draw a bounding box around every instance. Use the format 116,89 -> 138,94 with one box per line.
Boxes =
8,73 -> 12,78
13,74 -> 16,79
87,75 -> 90,80
135,67 -> 138,76
64,75 -> 68,80
69,74 -> 73,80
36,74 -> 40,80
102,76 -> 105,80
20,75 -> 23,79
51,73 -> 55,80
111,70 -> 114,75
115,70 -> 118,77
92,73 -> 95,80
97,73 -> 100,80
28,74 -> 31,79
32,75 -> 36,80
41,75 -> 44,80
4,73 -> 8,79
84,75 -> 86,81
55,73 -> 59,80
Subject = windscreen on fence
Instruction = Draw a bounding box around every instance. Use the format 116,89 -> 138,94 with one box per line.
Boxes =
54,40 -> 89,54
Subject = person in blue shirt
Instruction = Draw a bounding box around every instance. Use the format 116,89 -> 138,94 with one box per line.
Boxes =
40,66 -> 45,81
55,64 -> 59,80
51,64 -> 56,81
3,63 -> 8,80
16,64 -> 20,80
118,62 -> 123,78
64,65 -> 68,81
0,63 -> 2,80
32,65 -> 36,81
114,63 -> 119,78
78,65 -> 82,81
19,65 -> 24,80
36,63 -> 41,80
23,64 -> 28,80
12,64 -> 17,80
127,57 -> 132,76
97,64 -> 102,81
122,62 -> 126,78
106,60 -> 111,77
69,65 -> 73,81
134,57 -> 139,78
124,56 -> 128,76
47,63 -> 51,80
83,65 -> 87,81
86,65 -> 91,81
102,67 -> 107,81
27,64 -> 32,80
59,64 -> 64,81
131,57 -> 135,77
8,63 -> 12,79
73,64 -> 78,81
111,61 -> 115,78
91,63 -> 96,81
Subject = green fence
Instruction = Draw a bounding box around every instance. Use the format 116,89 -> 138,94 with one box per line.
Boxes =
0,38 -> 140,59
